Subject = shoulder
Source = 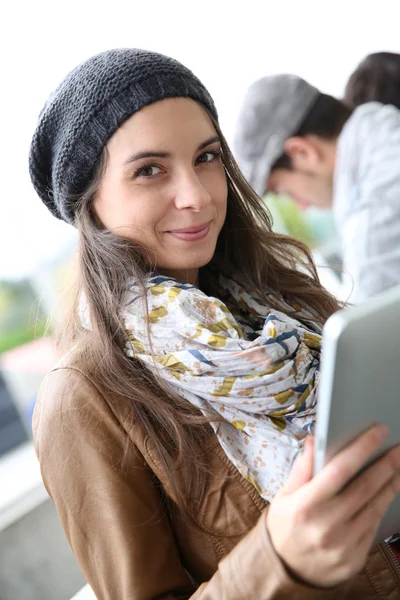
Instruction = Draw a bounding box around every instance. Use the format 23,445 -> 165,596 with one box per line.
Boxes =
353,101 -> 400,121
335,102 -> 400,207
32,349 -> 136,458
343,102 -> 400,142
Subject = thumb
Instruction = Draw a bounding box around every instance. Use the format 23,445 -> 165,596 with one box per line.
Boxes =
282,436 -> 315,494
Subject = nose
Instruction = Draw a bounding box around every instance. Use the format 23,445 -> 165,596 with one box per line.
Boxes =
173,168 -> 212,212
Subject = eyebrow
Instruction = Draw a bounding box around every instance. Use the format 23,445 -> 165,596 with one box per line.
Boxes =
122,135 -> 221,166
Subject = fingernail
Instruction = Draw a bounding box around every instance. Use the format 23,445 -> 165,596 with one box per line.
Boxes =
375,425 -> 389,441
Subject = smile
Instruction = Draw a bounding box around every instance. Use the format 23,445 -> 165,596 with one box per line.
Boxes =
167,223 -> 210,242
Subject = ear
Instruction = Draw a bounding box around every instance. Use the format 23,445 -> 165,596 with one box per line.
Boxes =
283,136 -> 321,171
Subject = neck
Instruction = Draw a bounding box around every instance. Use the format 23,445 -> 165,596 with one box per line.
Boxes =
327,137 -> 338,174
158,268 -> 199,286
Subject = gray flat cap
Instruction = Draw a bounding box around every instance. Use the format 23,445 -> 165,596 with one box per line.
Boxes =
233,75 -> 319,196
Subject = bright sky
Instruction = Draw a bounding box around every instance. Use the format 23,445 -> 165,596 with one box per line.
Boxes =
1,0 -> 399,279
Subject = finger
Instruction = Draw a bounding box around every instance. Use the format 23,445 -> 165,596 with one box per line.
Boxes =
332,445 -> 400,521
305,425 -> 389,503
282,436 -> 314,494
348,473 -> 400,541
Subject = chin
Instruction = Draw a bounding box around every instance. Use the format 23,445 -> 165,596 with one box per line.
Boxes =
164,249 -> 216,274
171,258 -> 213,272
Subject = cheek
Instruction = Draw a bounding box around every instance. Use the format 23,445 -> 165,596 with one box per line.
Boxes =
124,194 -> 165,224
96,183 -> 167,235
285,173 -> 311,197
216,180 -> 228,217
203,167 -> 228,210
269,171 -> 293,196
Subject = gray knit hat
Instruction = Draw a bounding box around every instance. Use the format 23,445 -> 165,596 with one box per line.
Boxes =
234,75 -> 319,196
29,48 -> 218,224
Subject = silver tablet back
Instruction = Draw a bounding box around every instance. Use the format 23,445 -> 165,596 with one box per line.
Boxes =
315,285 -> 400,543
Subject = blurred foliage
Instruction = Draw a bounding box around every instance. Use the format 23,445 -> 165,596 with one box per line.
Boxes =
0,279 -> 47,354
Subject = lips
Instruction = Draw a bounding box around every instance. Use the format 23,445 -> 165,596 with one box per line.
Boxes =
167,223 -> 210,242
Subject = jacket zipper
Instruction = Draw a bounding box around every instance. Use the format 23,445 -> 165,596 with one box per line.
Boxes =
383,542 -> 400,584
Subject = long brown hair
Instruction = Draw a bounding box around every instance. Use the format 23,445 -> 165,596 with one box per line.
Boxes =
61,117 -> 341,509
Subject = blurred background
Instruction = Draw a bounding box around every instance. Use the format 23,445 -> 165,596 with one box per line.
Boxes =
0,1 -> 398,598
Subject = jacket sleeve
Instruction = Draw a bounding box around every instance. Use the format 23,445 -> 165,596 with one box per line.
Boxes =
33,367 -> 337,600
336,104 -> 400,303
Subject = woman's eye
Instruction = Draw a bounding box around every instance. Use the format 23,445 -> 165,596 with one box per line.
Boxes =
135,165 -> 162,178
196,150 -> 221,165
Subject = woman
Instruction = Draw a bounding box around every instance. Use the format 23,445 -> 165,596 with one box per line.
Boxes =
30,49 -> 400,599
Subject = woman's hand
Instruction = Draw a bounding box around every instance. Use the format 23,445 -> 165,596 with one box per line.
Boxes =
267,426 -> 400,587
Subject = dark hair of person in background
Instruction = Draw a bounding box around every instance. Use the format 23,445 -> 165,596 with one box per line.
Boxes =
344,52 -> 400,110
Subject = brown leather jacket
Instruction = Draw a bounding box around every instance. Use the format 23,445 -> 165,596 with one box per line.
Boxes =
33,355 -> 400,599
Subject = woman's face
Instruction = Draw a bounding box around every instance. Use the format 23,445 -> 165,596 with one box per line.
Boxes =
94,98 -> 228,283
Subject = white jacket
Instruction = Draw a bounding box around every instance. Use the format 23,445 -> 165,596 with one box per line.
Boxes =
334,102 -> 400,303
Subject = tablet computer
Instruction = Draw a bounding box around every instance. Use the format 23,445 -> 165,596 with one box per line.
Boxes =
314,284 -> 400,543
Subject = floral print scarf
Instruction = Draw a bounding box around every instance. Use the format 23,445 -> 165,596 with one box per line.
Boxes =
121,274 -> 321,501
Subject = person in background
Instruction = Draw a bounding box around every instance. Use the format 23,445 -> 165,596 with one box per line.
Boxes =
344,52 -> 400,109
30,49 -> 400,599
234,75 -> 400,303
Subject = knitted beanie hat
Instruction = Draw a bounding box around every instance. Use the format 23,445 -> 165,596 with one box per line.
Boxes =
29,48 -> 218,224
